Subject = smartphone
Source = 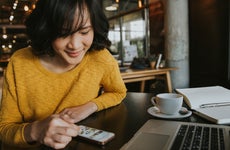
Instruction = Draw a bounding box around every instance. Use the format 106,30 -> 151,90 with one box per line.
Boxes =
78,125 -> 115,145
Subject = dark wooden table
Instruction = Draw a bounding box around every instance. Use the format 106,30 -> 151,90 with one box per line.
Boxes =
43,92 -> 215,150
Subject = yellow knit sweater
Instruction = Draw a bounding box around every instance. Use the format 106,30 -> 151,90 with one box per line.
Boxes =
0,47 -> 127,149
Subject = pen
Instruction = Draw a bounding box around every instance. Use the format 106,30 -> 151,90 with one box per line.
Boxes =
200,102 -> 230,108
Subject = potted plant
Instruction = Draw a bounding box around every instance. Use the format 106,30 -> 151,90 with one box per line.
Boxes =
148,54 -> 157,69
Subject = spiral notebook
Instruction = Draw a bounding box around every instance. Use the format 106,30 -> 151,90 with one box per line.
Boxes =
175,86 -> 230,124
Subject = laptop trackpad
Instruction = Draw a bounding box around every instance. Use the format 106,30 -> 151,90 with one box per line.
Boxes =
125,132 -> 169,150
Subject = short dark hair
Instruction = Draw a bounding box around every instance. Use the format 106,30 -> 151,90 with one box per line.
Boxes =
25,0 -> 111,56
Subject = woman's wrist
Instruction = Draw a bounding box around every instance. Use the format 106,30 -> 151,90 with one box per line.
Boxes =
88,101 -> 98,113
24,122 -> 38,144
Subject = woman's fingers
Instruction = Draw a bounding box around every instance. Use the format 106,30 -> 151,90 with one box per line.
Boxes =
35,115 -> 79,149
60,114 -> 76,124
55,124 -> 79,137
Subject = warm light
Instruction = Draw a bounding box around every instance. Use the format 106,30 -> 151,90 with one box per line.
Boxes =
115,0 -> 119,3
8,44 -> 12,49
105,3 -> 118,11
13,0 -> 18,10
2,34 -> 8,39
105,6 -> 117,11
24,5 -> 29,11
32,4 -> 36,9
9,15 -> 14,21
138,0 -> 142,8
13,2 -> 17,9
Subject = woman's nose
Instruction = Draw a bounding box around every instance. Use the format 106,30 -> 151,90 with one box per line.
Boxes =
67,33 -> 83,50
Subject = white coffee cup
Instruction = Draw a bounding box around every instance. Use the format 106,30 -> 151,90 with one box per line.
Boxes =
151,93 -> 183,115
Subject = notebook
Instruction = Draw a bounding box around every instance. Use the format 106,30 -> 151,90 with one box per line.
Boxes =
120,119 -> 230,150
175,86 -> 230,124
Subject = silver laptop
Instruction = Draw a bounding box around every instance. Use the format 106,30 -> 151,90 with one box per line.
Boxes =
120,119 -> 230,150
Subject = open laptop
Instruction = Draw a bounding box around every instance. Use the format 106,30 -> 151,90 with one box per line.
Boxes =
120,119 -> 230,150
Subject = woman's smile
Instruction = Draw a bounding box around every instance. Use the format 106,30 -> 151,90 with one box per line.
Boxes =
65,50 -> 84,58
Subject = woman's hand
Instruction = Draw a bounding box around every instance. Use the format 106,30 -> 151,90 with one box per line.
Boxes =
59,102 -> 98,123
24,114 -> 79,149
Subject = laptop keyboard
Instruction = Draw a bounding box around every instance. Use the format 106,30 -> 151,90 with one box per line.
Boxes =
170,124 -> 225,150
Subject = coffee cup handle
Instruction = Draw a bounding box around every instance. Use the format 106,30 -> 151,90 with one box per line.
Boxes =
151,97 -> 157,106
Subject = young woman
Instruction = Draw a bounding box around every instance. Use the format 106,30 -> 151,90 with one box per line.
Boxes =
0,0 -> 127,149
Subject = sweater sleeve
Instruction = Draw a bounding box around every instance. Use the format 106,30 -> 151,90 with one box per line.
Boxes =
0,60 -> 34,147
91,60 -> 127,111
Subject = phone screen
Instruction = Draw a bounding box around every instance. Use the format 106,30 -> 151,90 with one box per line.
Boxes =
78,125 -> 115,145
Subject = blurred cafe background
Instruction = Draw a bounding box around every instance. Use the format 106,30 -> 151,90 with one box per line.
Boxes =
0,0 -> 229,93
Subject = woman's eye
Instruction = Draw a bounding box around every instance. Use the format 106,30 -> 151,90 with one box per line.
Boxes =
80,30 -> 90,35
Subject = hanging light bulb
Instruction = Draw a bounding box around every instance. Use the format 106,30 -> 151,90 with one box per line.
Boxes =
138,0 -> 142,8
105,4 -> 118,11
9,15 -> 14,22
2,34 -> 8,39
32,4 -> 36,9
24,5 -> 29,11
105,0 -> 119,11
2,27 -> 8,39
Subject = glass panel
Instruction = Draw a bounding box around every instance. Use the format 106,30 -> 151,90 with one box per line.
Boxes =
108,10 -> 146,65
103,0 -> 148,66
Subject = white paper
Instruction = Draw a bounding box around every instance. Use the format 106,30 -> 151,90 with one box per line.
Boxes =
195,106 -> 230,124
176,86 -> 230,124
175,86 -> 230,109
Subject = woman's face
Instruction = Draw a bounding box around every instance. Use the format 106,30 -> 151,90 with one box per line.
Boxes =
52,8 -> 94,67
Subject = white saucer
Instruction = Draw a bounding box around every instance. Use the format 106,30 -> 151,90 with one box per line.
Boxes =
147,106 -> 192,119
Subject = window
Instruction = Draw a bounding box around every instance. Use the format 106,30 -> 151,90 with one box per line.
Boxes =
103,0 -> 149,66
